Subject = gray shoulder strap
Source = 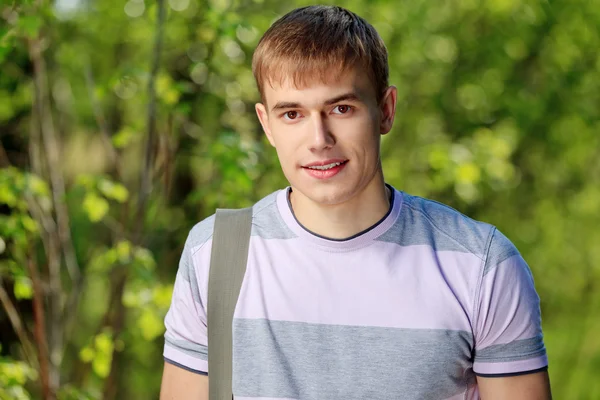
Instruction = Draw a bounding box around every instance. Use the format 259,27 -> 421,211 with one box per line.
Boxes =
207,207 -> 253,400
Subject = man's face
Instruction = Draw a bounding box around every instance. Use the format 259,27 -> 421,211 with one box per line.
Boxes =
255,67 -> 397,206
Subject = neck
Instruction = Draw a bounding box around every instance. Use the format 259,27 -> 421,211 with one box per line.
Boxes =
289,174 -> 391,240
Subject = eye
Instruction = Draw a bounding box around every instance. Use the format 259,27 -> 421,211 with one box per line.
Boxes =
284,111 -> 299,120
333,105 -> 352,114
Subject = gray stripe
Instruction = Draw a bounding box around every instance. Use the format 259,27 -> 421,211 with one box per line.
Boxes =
177,232 -> 204,305
233,318 -> 475,400
176,190 -> 293,307
188,261 -> 202,305
176,222 -> 211,305
483,228 -> 521,276
475,335 -> 546,363
188,215 -> 216,256
165,336 -> 208,360
251,191 -> 296,240
376,193 -> 492,258
178,214 -> 216,283
176,241 -> 191,283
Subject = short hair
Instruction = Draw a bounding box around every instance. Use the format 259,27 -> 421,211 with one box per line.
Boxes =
252,6 -> 389,103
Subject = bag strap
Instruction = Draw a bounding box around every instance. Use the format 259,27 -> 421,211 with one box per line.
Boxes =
207,208 -> 253,400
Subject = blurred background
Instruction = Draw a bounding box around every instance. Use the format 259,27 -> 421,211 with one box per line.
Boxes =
0,0 -> 599,398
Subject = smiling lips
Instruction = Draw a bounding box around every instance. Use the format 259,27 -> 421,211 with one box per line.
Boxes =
302,159 -> 348,179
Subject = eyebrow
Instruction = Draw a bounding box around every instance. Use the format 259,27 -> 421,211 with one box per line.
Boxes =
271,92 -> 361,112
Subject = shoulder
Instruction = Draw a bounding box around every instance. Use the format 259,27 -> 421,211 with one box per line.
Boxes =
185,214 -> 216,253
397,192 -> 506,260
395,192 -> 524,281
184,188 -> 292,253
250,189 -> 296,240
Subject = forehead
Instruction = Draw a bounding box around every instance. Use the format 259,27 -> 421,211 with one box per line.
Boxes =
262,66 -> 377,109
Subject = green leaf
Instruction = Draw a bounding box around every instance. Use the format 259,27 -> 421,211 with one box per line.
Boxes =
156,74 -> 181,106
79,346 -> 95,363
75,174 -> 95,190
111,127 -> 136,149
0,90 -> 15,123
0,44 -> 12,66
115,241 -> 132,263
98,179 -> 129,203
94,332 -> 114,355
104,248 -> 118,265
122,289 -> 140,308
0,259 -> 22,277
91,332 -> 114,378
13,277 -> 33,300
0,25 -> 11,41
18,15 -> 43,38
0,184 -> 18,207
82,193 -> 109,222
27,175 -> 50,198
92,353 -> 111,379
20,216 -> 37,234
88,247 -> 115,273
57,384 -> 96,400
153,284 -> 173,309
455,162 -> 482,185
162,88 -> 180,105
0,361 -> 29,385
134,247 -> 156,270
138,309 -> 164,341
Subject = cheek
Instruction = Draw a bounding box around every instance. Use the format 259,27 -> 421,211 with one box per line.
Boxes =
272,124 -> 304,150
270,131 -> 299,167
343,120 -> 379,149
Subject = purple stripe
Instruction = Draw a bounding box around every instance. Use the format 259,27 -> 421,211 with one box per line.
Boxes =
473,354 -> 548,375
164,277 -> 208,343
164,346 -> 208,373
474,255 -> 542,348
275,187 -> 403,251
235,238 -> 481,331
235,398 -> 298,400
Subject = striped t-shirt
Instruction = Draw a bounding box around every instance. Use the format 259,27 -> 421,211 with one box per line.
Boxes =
163,185 -> 548,399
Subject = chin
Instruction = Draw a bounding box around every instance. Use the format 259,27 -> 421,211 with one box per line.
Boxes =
293,181 -> 354,206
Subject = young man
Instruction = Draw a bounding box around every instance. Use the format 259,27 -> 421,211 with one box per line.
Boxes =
161,6 -> 551,400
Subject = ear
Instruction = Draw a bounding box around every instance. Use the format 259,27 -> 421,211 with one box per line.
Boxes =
255,103 -> 275,147
379,85 -> 397,135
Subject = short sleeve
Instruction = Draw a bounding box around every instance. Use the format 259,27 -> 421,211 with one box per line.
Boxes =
472,228 -> 548,376
163,226 -> 213,375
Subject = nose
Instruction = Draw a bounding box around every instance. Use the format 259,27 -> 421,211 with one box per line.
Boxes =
308,113 -> 335,151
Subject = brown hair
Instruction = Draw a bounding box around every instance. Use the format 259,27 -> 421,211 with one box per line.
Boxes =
252,6 -> 389,103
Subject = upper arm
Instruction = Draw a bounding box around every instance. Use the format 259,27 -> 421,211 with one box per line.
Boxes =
473,229 -> 549,376
160,361 -> 209,400
477,370 -> 551,400
163,226 -> 214,385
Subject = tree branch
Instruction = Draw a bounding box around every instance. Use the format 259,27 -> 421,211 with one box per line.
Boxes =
27,35 -> 69,393
0,278 -> 37,368
26,253 -> 52,400
0,140 -> 11,167
135,0 -> 167,241
83,60 -> 119,169
102,1 -> 167,398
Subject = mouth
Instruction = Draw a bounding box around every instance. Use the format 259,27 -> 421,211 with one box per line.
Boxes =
302,159 -> 348,170
301,160 -> 348,179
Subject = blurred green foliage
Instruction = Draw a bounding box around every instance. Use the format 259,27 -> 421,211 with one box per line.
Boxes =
0,0 -> 599,398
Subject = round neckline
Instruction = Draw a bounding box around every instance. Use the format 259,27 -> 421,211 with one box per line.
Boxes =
276,184 -> 403,251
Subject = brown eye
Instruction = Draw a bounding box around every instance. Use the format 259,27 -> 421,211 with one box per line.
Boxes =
285,111 -> 298,120
334,105 -> 351,114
